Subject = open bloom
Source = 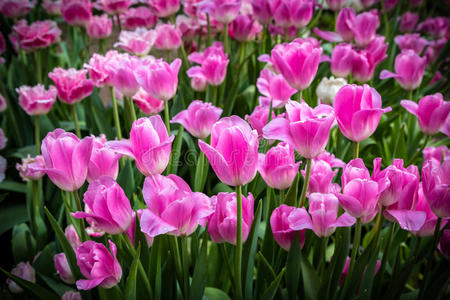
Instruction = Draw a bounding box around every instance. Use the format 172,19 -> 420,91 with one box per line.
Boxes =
73,176 -> 133,234
334,84 -> 391,142
412,184 -> 447,237
289,193 -> 356,237
140,174 -> 213,237
258,142 -> 300,190
171,100 -> 223,139
54,253 -> 74,284
208,192 -> 254,245
246,104 -> 276,138
87,15 -> 112,39
422,158 -> 450,218
48,68 -> 94,104
84,51 -> 119,87
148,0 -> 180,18
380,50 -> 426,91
76,240 -> 122,290
263,100 -> 335,159
119,7 -> 158,30
0,0 -> 35,18
16,84 -> 57,115
229,14 -> 262,42
394,33 -> 428,55
154,23 -> 182,50
108,116 -> 174,176
341,158 -> 371,189
98,0 -> 131,14
198,116 -> 258,186
11,20 -> 61,52
16,155 -> 46,181
61,0 -> 92,27
87,135 -> 121,182
132,89 -> 164,116
351,50 -> 376,83
41,129 -> 93,191
135,59 -> 181,101
198,0 -> 241,24
105,53 -> 141,97
256,69 -> 297,108
7,262 -> 35,294
400,93 -> 450,135
271,204 -> 305,251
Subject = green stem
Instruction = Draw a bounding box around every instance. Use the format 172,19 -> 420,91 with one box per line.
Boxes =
224,23 -> 230,54
209,85 -> 217,106
235,185 -> 243,300
72,191 -> 88,241
280,189 -> 285,203
71,104 -> 81,138
180,237 -> 190,297
34,115 -> 40,154
349,218 -> 362,271
408,89 -> 414,101
298,158 -> 311,207
206,14 -> 211,47
376,222 -> 395,290
298,90 -> 303,102
127,97 -> 137,122
267,99 -> 273,124
218,243 -> 235,290
31,180 -> 39,234
34,51 -> 42,83
381,0 -> 390,39
164,101 -> 171,133
115,14 -> 122,31
353,142 -> 359,159
110,87 -> 122,140
169,236 -> 185,297
408,135 -> 430,165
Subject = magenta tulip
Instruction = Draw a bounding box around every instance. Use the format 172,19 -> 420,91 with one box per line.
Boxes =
251,0 -> 278,25
399,12 -> 419,32
98,0 -> 131,15
16,84 -> 57,115
334,84 -> 391,142
105,53 -> 141,97
273,0 -> 314,29
48,68 -> 94,104
422,158 -> 450,218
61,0 -> 92,27
148,0 -> 180,18
229,14 -> 262,42
331,43 -> 354,78
208,192 -> 254,245
76,240 -> 122,290
336,7 -> 355,42
351,11 -> 379,47
418,17 -> 450,39
198,116 -> 258,186
132,89 -> 164,116
263,100 -> 335,159
423,146 -> 450,163
54,253 -> 74,284
119,7 -> 158,30
400,93 -> 450,136
366,36 -> 388,66
394,33 -> 428,55
246,104 -> 276,138
7,262 -> 35,293
270,204 -> 305,251
154,23 -> 182,50
86,15 -> 112,39
326,0 -> 345,11
11,20 -> 61,52
199,0 -> 241,24
256,68 -> 297,108
438,229 -> 450,260
412,185 -> 447,237
351,50 -> 375,83
87,135 -> 121,182
0,0 -> 35,18
341,158 -> 371,189
16,155 -> 46,181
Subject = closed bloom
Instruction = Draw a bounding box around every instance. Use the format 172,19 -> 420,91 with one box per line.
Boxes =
119,7 -> 158,30
412,184 -> 447,237
41,129 -> 93,191
263,100 -> 335,159
271,204 -> 305,251
251,0 -> 277,25
84,50 -> 119,87
62,291 -> 82,300
54,253 -> 74,284
11,20 -> 61,52
400,93 -> 450,136
198,116 -> 258,186
190,74 -> 208,92
148,0 -> 180,18
399,12 -> 419,32
16,155 -> 46,181
0,128 -> 7,150
366,35 -> 388,66
305,159 -> 340,195
273,0 -> 314,29
331,43 -> 354,78
316,76 -> 347,105
7,262 -> 35,294
246,104 -> 276,138
208,192 -> 254,245
394,33 -> 428,55
87,15 -> 112,39
289,193 -> 356,237
154,23 -> 183,50
326,0 -> 346,11
258,142 -> 300,190
380,50 -> 426,91
334,84 -> 391,142
271,40 -> 322,90
171,100 -> 223,139
72,176 -> 132,234
257,69 -> 297,108
61,0 -> 92,27
76,240 -> 122,290
341,158 -> 371,189
126,210 -> 154,247
336,7 -> 355,42
115,27 -> 156,55
48,68 -> 94,104
98,0 -> 131,14
351,11 -> 379,47
132,88 -> 164,115
135,59 -> 181,101
187,42 -> 229,87
422,158 -> 450,218
16,84 -> 57,115
87,135 -> 121,182
65,224 -> 81,249
108,116 -> 174,176
229,14 -> 262,42
199,0 -> 241,24
140,174 -> 213,237
418,17 -> 450,39
351,50 -> 375,83
438,229 -> 450,260
0,0 -> 35,18
0,92 -> 6,112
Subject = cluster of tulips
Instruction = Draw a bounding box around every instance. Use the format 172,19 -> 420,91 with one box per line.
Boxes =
0,0 -> 449,299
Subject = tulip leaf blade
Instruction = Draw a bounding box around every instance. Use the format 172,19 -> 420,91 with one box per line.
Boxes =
261,267 -> 286,300
125,243 -> 141,300
286,231 -> 302,300
300,251 -> 320,300
189,231 -> 208,300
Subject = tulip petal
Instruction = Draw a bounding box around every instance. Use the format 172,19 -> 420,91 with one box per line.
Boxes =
400,100 -> 418,116
288,207 -> 313,231
76,278 -> 105,290
379,70 -> 400,80
313,28 -> 344,42
331,213 -> 356,228
107,139 -> 136,159
350,109 -> 385,142
262,118 -> 294,145
140,209 -> 177,237
337,194 -> 363,218
385,209 -> 427,231
140,135 -> 175,175
198,140 -> 234,186
45,168 -> 74,191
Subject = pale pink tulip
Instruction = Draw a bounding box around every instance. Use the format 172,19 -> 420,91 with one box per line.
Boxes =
6,262 -> 35,293
271,204 -> 305,251
256,69 -> 297,108
87,135 -> 121,182
148,0 -> 180,18
154,23 -> 182,50
54,253 -> 74,284
16,84 -> 57,115
86,14 -> 112,39
16,155 -> 46,181
132,89 -> 164,116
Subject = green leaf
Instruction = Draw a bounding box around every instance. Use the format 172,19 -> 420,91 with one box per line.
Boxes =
261,267 -> 286,300
300,251 -> 320,300
202,287 -> 231,300
0,267 -> 59,300
0,181 -> 27,193
38,273 -> 73,296
286,231 -> 302,300
117,159 -> 136,200
0,204 -> 29,236
285,173 -> 299,207
168,124 -> 184,174
125,243 -> 141,300
190,233 -> 209,300
12,223 -> 36,262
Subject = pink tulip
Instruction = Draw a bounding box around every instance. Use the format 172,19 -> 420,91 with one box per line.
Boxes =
48,68 -> 94,104
394,33 -> 428,55
246,104 -> 276,138
171,100 -> 223,139
229,14 -> 262,42
326,0 -> 345,11
268,24 -> 298,40
339,257 -> 381,288
411,0 -> 424,7
6,262 -> 35,293
270,204 -> 305,251
54,253 -> 74,284
351,50 -> 375,83
351,11 -> 379,47
65,224 -> 81,249
98,0 -> 131,15
132,88 -> 165,116
412,184 -> 447,237
76,240 -> 122,290
141,174 -> 213,237
16,84 -> 57,115
336,7 -> 355,42
273,0 -> 314,29
61,0 -> 92,27
108,116 -> 174,176
256,69 -> 297,108
208,192 -> 254,245
126,210 -> 154,247
400,93 -> 450,136
271,39 -> 322,90
258,142 -> 301,190
438,229 -> 450,260
199,0 -> 241,24
119,7 -> 158,30
190,74 -> 208,92
187,42 -> 229,87
84,51 -> 119,87
103,53 -> 141,97
72,176 -> 132,234
423,146 -> 450,163
289,193 -> 356,237
0,93 -> 6,112
399,12 -> 419,33
251,0 -> 278,25
0,129 -> 7,150
87,135 -> 121,182
380,50 -> 426,91
148,0 -> 180,18
334,84 -> 391,142
418,17 -> 450,39
16,155 -> 46,181
366,35 -> 388,66
11,20 -> 61,52
41,129 -> 93,191
198,116 -> 258,186
62,291 -> 82,300
305,159 -> 340,195
263,100 -> 335,159
422,158 -> 450,218
42,0 -> 62,16
135,58 -> 181,101
424,37 -> 447,65
331,43 -> 353,78
154,23 -> 183,51
86,15 -> 112,39
341,158 -> 370,189
315,151 -> 345,168
0,0 -> 35,18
